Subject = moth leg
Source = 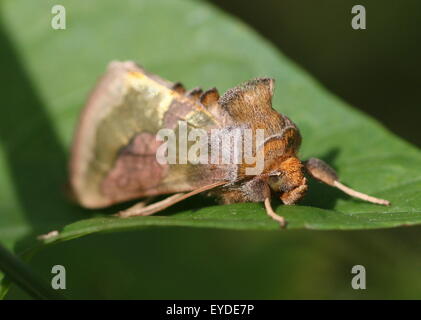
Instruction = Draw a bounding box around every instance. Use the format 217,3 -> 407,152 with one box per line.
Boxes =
245,178 -> 287,228
117,181 -> 227,218
264,197 -> 286,228
116,196 -> 156,217
280,178 -> 308,205
304,157 -> 390,206
131,196 -> 156,209
218,178 -> 287,228
117,193 -> 186,218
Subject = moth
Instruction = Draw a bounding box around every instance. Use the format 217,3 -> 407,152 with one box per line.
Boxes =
70,61 -> 390,227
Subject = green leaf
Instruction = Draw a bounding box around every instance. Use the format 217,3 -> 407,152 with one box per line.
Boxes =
1,0 -> 421,257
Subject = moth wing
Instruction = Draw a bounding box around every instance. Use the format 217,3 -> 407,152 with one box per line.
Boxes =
219,78 -> 301,154
218,78 -> 284,133
70,61 -> 220,208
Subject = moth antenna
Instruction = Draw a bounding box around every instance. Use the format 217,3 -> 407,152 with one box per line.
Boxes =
186,87 -> 203,100
304,158 -> 390,206
171,82 -> 186,94
264,197 -> 286,228
200,88 -> 220,107
332,181 -> 390,206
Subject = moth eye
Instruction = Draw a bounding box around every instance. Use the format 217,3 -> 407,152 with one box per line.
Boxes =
268,175 -> 284,192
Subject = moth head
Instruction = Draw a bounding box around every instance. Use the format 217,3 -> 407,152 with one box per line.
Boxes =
267,156 -> 308,204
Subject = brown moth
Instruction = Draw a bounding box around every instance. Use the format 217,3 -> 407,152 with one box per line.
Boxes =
70,61 -> 390,227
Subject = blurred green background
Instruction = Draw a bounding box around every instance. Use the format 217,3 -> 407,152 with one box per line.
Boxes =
5,0 -> 421,299
213,0 -> 421,148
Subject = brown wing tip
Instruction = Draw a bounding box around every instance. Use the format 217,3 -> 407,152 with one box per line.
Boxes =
171,82 -> 186,95
200,88 -> 220,107
186,87 -> 203,100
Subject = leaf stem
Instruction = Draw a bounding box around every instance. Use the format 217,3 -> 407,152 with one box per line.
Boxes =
0,244 -> 64,300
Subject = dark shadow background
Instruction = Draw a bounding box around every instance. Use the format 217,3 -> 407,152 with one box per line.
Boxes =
212,0 -> 421,147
